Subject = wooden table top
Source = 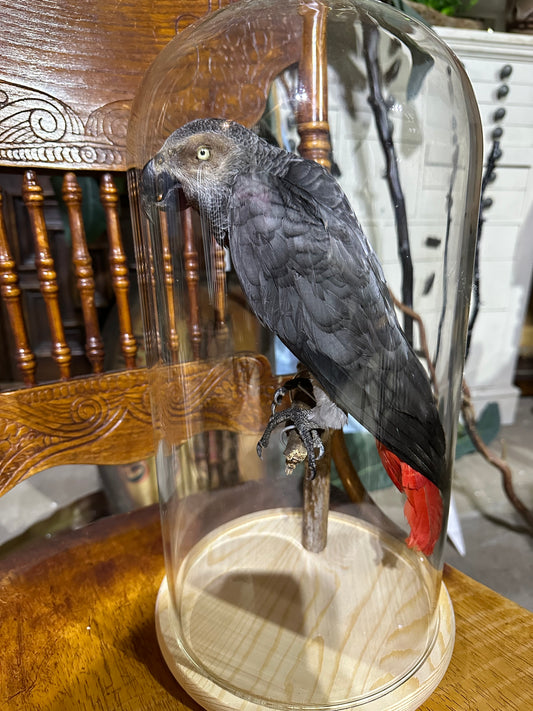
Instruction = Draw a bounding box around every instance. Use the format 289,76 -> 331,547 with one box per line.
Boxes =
0,504 -> 531,710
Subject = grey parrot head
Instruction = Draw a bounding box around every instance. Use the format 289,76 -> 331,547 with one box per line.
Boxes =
140,119 -> 260,222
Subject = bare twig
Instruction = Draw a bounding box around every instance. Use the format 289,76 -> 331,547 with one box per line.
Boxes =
461,380 -> 533,532
275,370 -> 332,552
284,427 -> 308,476
302,429 -> 331,553
362,18 -> 413,345
390,290 -> 438,395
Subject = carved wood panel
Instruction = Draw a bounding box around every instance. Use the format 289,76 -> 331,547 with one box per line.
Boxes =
0,355 -> 279,496
0,369 -> 153,495
151,354 -> 278,447
0,81 -> 130,170
0,0 -> 237,170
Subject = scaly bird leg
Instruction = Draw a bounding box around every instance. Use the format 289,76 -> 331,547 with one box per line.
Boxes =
257,381 -> 325,479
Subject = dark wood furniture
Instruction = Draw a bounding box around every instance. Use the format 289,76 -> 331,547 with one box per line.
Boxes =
0,1 -> 240,496
0,0 -> 334,497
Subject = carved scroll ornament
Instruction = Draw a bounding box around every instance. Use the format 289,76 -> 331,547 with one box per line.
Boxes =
0,369 -> 153,495
0,80 -> 130,169
151,353 -> 278,447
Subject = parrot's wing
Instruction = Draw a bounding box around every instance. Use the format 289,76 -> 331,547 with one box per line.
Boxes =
228,159 -> 445,488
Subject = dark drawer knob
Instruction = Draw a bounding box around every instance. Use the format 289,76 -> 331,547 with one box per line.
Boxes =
499,64 -> 513,80
497,84 -> 510,100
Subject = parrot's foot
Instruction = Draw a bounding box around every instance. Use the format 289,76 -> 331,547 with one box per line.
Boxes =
271,376 -> 313,406
257,402 -> 324,479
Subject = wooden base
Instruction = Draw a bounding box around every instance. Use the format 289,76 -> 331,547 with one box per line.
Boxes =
156,509 -> 455,711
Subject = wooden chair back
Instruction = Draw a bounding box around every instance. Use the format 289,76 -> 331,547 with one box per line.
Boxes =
0,0 -> 341,500
0,0 -> 228,496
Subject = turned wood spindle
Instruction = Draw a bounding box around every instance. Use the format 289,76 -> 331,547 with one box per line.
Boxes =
62,173 -> 105,373
159,210 -> 180,359
0,190 -> 37,385
296,0 -> 332,170
214,242 -> 229,338
22,170 -> 71,380
100,173 -> 137,369
182,206 -> 202,360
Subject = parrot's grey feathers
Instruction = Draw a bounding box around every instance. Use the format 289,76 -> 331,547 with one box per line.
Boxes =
143,118 -> 446,488
229,164 -> 444,487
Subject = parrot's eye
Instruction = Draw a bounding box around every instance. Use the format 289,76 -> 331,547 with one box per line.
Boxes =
196,146 -> 211,161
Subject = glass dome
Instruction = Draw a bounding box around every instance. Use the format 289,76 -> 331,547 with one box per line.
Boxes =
127,1 -> 482,709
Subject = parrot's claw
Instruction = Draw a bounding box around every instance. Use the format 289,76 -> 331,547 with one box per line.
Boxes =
257,403 -> 323,479
271,386 -> 288,414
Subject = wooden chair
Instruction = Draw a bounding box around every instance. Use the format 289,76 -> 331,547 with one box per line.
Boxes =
0,0 -> 345,566
0,0 -> 242,498
0,0 -> 345,501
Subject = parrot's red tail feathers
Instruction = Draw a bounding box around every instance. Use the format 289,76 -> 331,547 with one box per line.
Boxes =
376,441 -> 443,556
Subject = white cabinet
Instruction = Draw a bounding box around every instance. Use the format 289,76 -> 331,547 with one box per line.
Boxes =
436,28 -> 533,423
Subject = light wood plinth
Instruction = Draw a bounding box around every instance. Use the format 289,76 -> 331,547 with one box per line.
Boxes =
156,509 -> 454,711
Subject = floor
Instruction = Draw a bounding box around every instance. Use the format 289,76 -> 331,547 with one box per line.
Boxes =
1,397 -> 532,611
444,395 -> 533,611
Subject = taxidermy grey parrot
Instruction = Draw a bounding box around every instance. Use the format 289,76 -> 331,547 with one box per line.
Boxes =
141,118 -> 446,555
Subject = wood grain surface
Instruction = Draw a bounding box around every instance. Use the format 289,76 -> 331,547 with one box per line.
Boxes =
0,0 -> 237,169
0,504 -> 531,710
128,0 -> 303,165
0,355 -> 281,497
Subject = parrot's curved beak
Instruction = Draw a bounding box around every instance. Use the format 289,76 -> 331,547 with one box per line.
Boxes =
140,158 -> 181,217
